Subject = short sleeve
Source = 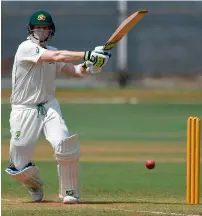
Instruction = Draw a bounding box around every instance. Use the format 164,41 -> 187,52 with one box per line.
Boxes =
17,41 -> 46,63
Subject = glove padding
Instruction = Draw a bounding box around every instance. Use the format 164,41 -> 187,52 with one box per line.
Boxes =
85,61 -> 102,74
84,46 -> 111,68
94,46 -> 111,57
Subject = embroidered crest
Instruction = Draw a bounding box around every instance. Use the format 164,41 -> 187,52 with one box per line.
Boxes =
36,47 -> 39,54
15,131 -> 21,140
37,14 -> 46,21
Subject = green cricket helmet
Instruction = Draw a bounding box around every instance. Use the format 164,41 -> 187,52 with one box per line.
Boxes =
28,10 -> 55,37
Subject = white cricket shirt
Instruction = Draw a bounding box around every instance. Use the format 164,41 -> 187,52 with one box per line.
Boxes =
10,39 -> 65,105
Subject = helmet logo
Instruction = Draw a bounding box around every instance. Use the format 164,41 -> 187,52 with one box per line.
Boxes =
37,14 -> 46,21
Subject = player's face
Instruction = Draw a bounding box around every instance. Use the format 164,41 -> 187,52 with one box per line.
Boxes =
32,25 -> 52,42
34,25 -> 51,30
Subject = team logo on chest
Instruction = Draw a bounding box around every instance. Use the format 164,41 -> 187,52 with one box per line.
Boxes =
36,47 -> 40,54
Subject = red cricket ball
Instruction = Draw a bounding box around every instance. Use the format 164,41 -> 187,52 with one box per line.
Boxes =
146,160 -> 155,169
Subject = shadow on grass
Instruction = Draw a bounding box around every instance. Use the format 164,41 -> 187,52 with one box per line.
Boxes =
23,200 -> 61,204
23,200 -> 188,205
81,201 -> 186,205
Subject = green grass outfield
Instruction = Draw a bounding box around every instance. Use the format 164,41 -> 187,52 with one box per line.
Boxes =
2,161 -> 202,216
1,101 -> 202,215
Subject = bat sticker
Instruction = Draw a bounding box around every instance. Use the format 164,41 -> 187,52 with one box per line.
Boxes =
104,40 -> 119,50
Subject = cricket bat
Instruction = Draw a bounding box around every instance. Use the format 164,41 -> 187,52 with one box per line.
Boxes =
83,10 -> 148,71
103,10 -> 148,50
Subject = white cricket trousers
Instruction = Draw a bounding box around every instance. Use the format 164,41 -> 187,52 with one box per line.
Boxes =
9,98 -> 69,170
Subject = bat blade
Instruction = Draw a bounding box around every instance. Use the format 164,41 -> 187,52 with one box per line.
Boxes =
103,10 -> 148,50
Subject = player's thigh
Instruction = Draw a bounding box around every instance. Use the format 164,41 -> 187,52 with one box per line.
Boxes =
43,105 -> 69,149
10,108 -> 43,147
9,108 -> 43,169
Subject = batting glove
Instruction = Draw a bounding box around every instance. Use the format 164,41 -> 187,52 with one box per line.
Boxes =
83,61 -> 102,75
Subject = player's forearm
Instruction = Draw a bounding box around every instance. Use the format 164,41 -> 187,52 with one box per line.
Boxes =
61,63 -> 87,78
55,51 -> 85,62
40,50 -> 85,63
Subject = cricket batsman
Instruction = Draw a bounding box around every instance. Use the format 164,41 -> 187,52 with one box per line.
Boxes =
5,10 -> 111,204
